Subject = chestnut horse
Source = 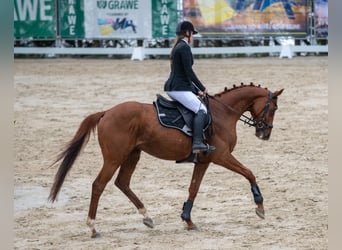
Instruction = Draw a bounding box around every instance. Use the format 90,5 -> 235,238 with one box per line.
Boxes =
49,83 -> 283,237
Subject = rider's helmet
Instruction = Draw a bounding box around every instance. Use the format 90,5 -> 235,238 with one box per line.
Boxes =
176,21 -> 198,36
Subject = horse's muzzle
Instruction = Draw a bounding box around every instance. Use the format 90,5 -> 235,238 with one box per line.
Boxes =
255,130 -> 270,140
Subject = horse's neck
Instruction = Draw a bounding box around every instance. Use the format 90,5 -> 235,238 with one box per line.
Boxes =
215,87 -> 264,113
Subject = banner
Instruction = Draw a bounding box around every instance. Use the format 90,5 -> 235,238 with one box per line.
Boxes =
59,0 -> 85,38
183,0 -> 310,38
84,0 -> 151,39
314,0 -> 328,38
152,0 -> 178,38
14,0 -> 56,38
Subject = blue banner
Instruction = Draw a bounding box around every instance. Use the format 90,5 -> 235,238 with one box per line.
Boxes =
314,0 -> 328,38
184,0 -> 311,38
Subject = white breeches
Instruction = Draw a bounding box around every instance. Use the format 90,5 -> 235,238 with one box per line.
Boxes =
166,91 -> 207,114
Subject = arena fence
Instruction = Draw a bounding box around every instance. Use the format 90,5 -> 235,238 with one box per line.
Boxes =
14,0 -> 328,58
13,44 -> 328,59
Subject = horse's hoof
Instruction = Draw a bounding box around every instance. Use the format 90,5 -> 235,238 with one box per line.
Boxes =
91,232 -> 101,238
256,207 -> 265,219
143,217 -> 154,228
186,224 -> 199,231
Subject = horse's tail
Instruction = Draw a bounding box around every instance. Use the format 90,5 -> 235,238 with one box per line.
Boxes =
48,111 -> 105,202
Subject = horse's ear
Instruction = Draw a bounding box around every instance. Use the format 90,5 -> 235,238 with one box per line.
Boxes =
274,89 -> 284,97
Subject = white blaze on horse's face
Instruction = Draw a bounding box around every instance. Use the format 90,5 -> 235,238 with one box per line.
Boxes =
253,89 -> 283,140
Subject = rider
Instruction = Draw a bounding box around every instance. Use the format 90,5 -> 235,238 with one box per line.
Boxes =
164,20 -> 215,154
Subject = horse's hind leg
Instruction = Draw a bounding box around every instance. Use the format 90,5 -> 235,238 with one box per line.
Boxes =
87,160 -> 120,238
114,148 -> 154,228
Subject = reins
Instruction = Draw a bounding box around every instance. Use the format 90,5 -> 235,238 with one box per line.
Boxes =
207,91 -> 274,128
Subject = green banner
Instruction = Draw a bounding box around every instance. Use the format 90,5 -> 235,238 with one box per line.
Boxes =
14,0 -> 56,38
59,0 -> 85,38
152,0 -> 178,38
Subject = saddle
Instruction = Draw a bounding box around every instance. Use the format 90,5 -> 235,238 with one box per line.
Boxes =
153,94 -> 212,163
153,94 -> 211,137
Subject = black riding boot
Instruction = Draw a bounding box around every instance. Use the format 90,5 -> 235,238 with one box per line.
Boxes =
192,110 -> 215,153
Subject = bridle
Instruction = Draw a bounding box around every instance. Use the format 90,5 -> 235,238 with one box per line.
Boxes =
208,91 -> 277,130
252,91 -> 276,130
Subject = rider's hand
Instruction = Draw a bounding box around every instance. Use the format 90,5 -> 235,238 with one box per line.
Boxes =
199,89 -> 208,96
198,89 -> 208,96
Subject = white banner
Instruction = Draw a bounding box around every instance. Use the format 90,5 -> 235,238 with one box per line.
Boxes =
84,0 -> 151,39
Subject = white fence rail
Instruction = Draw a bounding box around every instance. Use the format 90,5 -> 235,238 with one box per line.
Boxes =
14,45 -> 328,59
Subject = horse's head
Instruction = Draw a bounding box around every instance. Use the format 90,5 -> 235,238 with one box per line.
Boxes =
249,89 -> 284,140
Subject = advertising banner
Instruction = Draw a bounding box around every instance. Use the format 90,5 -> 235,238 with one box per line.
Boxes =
314,0 -> 328,38
84,0 -> 151,39
59,0 -> 85,38
152,0 -> 178,38
14,0 -> 56,38
183,0 -> 310,38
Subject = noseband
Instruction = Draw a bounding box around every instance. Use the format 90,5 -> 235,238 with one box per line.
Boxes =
209,91 -> 276,130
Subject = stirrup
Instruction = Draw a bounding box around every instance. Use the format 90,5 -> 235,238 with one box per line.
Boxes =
192,143 -> 215,154
203,144 -> 216,156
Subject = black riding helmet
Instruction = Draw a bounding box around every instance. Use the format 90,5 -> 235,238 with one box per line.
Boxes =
176,21 -> 198,36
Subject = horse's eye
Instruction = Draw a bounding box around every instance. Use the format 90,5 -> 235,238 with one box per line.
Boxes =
270,106 -> 278,115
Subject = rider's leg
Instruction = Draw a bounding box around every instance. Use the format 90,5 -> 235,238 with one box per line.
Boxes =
166,91 -> 206,113
192,109 -> 211,153
166,91 -> 214,153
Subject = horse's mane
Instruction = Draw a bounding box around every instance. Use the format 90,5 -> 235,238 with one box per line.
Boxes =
213,82 -> 268,97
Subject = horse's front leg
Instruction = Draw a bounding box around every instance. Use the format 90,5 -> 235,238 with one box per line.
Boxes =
213,152 -> 265,219
251,183 -> 265,219
182,162 -> 209,230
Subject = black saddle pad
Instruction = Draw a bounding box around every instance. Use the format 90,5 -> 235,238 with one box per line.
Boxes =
153,94 -> 194,136
153,94 -> 211,137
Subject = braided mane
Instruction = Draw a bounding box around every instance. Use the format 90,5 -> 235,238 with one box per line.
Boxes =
214,82 -> 268,97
